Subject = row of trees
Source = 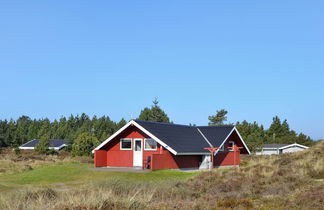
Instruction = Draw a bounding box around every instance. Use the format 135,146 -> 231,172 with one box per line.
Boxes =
140,105 -> 314,151
0,114 -> 126,149
208,110 -> 314,151
0,100 -> 314,154
138,104 -> 314,151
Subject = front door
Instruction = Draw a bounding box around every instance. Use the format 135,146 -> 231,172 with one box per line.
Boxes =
133,139 -> 143,167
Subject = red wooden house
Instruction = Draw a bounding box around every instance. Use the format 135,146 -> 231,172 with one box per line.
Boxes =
92,120 -> 250,170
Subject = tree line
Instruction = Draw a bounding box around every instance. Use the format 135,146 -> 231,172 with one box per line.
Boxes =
0,114 -> 127,149
0,100 -> 314,155
208,109 -> 314,151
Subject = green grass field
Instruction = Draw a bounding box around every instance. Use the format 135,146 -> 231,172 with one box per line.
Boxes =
0,162 -> 198,192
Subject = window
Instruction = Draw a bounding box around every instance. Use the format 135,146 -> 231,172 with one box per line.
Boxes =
144,138 -> 157,151
120,138 -> 132,150
229,141 -> 235,151
134,140 -> 142,151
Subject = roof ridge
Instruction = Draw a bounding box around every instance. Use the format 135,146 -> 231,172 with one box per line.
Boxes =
197,125 -> 235,128
134,120 -> 193,128
134,120 -> 235,128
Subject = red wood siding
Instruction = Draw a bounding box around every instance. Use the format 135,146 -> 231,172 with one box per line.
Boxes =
104,126 -> 143,167
151,152 -> 201,170
214,151 -> 240,166
94,150 -> 107,167
214,130 -> 245,166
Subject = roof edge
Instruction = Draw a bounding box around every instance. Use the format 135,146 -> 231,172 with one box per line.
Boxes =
278,143 -> 309,150
92,120 -> 178,155
214,127 -> 251,155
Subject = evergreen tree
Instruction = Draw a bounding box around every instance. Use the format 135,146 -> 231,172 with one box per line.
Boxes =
16,116 -> 31,146
35,135 -> 50,154
72,132 -> 99,156
138,99 -> 170,123
236,121 -> 265,152
5,120 -> 18,147
208,109 -> 228,125
117,118 -> 127,128
281,120 -> 290,137
268,116 -> 282,141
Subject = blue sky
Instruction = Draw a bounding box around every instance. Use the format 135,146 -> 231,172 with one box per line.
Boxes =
0,1 -> 323,139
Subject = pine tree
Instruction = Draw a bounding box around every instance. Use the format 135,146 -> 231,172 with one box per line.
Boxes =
208,109 -> 228,125
72,132 -> 99,156
35,135 -> 50,154
138,99 -> 170,123
268,116 -> 282,141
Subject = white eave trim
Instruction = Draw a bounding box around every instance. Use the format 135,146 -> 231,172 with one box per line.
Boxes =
19,139 -> 67,151
19,145 -> 66,151
278,143 -> 309,150
19,144 -> 66,150
214,127 -> 235,155
215,127 -> 251,155
234,127 -> 251,154
19,147 -> 35,150
92,120 -> 178,155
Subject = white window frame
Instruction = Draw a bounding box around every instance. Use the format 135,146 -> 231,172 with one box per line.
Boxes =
120,138 -> 132,150
229,141 -> 235,151
144,138 -> 157,151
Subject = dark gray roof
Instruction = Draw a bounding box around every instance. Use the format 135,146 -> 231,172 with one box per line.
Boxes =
135,120 -> 235,154
262,144 -> 289,149
20,139 -> 68,148
197,126 -> 235,149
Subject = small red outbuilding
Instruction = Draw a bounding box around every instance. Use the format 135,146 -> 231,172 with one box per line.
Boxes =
92,120 -> 250,170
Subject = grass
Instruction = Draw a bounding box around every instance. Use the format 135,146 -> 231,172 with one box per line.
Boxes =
0,140 -> 324,209
0,161 -> 197,191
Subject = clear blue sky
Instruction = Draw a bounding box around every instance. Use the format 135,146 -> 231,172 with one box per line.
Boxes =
0,1 -> 323,140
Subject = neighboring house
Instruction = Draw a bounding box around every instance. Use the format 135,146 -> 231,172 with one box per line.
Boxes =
256,143 -> 309,155
92,120 -> 250,170
19,139 -> 68,150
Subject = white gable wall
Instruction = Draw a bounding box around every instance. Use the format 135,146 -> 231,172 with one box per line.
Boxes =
256,148 -> 279,155
281,145 -> 306,154
256,143 -> 308,155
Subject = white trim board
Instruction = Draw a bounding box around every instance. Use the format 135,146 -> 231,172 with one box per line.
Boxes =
92,120 -> 177,155
197,128 -> 214,147
214,128 -> 235,155
19,144 -> 67,151
132,121 -> 178,155
92,121 -> 133,153
234,127 -> 251,154
278,143 -> 309,150
215,127 -> 251,155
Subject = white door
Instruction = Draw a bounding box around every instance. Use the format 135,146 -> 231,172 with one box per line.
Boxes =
133,139 -> 143,167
